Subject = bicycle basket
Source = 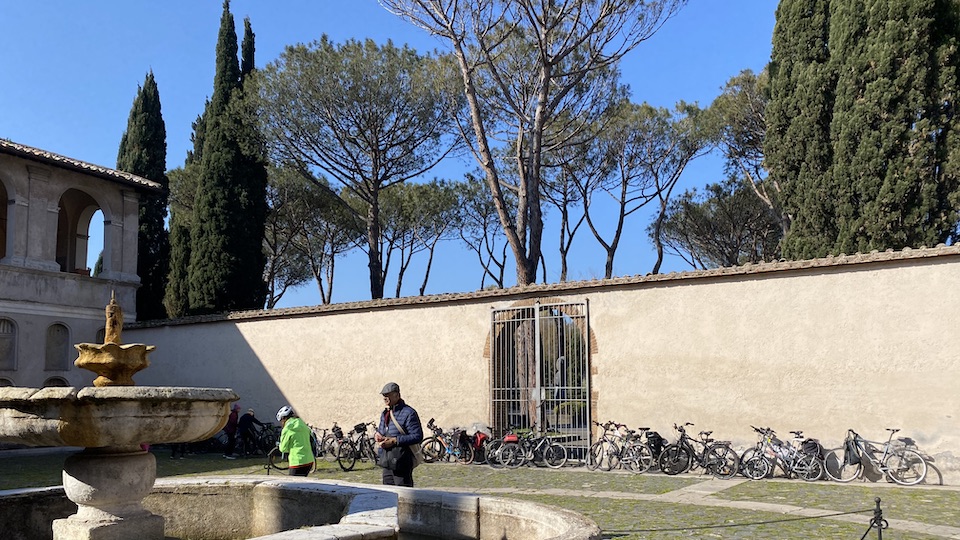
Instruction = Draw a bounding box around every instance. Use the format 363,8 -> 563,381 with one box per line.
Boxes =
354,423 -> 368,434
333,425 -> 344,438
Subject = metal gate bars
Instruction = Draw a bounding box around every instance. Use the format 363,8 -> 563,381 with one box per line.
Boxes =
489,301 -> 590,456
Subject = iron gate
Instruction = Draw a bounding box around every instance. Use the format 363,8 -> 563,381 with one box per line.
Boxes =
490,301 -> 590,456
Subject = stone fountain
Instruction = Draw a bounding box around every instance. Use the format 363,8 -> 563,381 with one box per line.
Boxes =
0,294 -> 237,540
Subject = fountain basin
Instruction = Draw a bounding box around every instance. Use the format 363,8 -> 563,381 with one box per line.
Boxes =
0,386 -> 237,448
0,476 -> 603,540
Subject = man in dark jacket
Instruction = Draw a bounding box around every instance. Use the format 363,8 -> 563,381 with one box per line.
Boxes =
375,382 -> 423,487
237,408 -> 267,456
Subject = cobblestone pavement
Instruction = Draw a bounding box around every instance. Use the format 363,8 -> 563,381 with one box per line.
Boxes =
432,475 -> 960,539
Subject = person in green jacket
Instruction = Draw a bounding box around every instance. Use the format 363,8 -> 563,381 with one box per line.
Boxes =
276,406 -> 313,476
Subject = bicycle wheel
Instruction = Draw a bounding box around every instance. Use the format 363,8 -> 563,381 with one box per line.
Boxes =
456,441 -> 475,464
486,439 -> 505,469
257,431 -> 277,455
620,443 -> 651,474
795,454 -> 824,482
741,455 -> 771,480
267,447 -> 289,470
658,444 -> 692,475
336,440 -> 357,471
500,442 -> 525,468
706,445 -> 740,479
320,434 -> 338,462
884,448 -> 927,486
543,443 -> 567,469
587,440 -> 620,471
634,443 -> 655,473
419,437 -> 443,463
361,439 -> 378,462
823,448 -> 861,482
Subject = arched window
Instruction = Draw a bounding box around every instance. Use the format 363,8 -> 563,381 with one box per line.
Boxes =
45,323 -> 70,371
43,377 -> 69,387
56,189 -> 102,275
0,377 -> 14,387
0,318 -> 16,371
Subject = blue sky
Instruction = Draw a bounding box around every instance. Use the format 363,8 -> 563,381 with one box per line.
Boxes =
0,1 -> 778,308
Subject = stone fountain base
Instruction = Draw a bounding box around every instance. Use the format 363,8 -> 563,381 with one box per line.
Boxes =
53,448 -> 164,540
0,386 -> 238,540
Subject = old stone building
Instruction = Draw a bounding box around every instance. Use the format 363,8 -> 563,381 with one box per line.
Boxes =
0,139 -> 160,387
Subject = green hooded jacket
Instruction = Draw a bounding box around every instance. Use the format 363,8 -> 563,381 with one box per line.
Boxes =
279,417 -> 312,467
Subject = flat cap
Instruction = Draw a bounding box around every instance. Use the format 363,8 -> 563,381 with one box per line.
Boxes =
381,382 -> 400,394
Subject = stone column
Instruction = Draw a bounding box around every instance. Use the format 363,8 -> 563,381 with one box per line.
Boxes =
52,446 -> 164,540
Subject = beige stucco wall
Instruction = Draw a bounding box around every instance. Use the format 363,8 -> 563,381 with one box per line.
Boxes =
127,248 -> 959,480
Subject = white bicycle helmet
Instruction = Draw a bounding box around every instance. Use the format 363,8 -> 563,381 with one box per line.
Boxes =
276,406 -> 294,422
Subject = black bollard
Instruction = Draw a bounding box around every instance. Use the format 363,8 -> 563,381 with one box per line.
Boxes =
861,497 -> 888,540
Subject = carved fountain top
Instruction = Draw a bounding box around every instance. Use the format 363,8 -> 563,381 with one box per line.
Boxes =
75,291 -> 155,387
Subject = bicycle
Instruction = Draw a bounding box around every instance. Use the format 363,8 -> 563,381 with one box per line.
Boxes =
740,426 -> 823,482
336,421 -> 377,471
483,425 -> 521,469
498,424 -> 567,469
420,419 -> 474,464
657,422 -> 740,479
585,421 -> 625,471
312,422 -> 350,463
824,428 -> 927,486
238,422 -> 278,457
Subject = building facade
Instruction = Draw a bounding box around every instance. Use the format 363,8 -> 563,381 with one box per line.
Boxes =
0,140 -> 160,387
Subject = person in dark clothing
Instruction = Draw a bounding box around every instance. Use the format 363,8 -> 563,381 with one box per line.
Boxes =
223,403 -> 241,459
375,382 -> 423,487
237,408 -> 267,456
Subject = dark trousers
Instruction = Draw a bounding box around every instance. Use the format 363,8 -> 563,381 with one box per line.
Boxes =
289,463 -> 313,476
382,465 -> 414,487
225,432 -> 237,456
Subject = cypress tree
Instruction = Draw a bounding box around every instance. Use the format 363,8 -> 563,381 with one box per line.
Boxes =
766,0 -> 835,259
116,71 -> 170,321
164,108 -> 206,318
188,0 -> 268,313
235,17 -> 270,308
770,0 -> 960,257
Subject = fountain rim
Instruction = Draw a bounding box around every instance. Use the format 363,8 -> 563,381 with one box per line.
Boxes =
0,386 -> 239,403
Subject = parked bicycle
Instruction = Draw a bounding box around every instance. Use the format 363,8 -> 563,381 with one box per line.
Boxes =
420,418 -> 474,464
740,426 -> 823,481
336,421 -> 377,471
484,426 -> 521,469
824,428 -> 927,486
238,422 -> 279,457
657,422 -> 740,479
311,422 -> 349,463
497,424 -> 568,469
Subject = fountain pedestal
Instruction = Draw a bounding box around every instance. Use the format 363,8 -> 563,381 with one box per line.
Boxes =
53,448 -> 164,540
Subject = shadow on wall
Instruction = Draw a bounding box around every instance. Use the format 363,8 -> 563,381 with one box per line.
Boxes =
126,323 -> 290,421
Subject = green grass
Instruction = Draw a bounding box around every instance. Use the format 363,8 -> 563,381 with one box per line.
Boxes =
1,448 -> 955,539
717,480 -> 960,529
